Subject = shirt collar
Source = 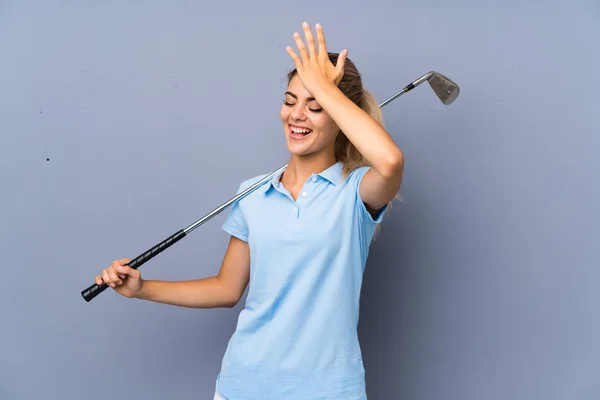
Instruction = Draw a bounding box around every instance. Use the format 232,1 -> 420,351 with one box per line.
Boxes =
258,161 -> 344,194
317,160 -> 344,185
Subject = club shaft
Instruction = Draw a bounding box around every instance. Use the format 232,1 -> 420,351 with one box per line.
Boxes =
81,72 -> 437,302
184,164 -> 287,234
379,71 -> 434,107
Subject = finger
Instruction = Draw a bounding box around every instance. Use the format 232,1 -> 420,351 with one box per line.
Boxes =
116,263 -> 140,279
95,275 -> 103,285
111,261 -> 124,283
117,258 -> 130,266
286,46 -> 302,68
293,32 -> 309,62
102,269 -> 114,288
336,49 -> 348,74
302,21 -> 317,57
315,23 -> 327,56
108,267 -> 123,286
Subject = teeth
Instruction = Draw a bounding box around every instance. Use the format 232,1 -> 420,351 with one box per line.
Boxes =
291,126 -> 312,134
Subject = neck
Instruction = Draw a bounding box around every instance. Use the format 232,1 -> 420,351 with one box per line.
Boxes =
282,152 -> 337,186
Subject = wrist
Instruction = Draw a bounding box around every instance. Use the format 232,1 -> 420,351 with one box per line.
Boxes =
310,79 -> 340,99
310,80 -> 351,114
133,279 -> 148,299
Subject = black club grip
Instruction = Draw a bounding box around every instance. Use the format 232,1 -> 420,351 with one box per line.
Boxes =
81,229 -> 187,302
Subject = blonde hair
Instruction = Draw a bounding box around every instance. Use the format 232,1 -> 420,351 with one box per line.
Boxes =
337,88 -> 384,176
287,52 -> 401,232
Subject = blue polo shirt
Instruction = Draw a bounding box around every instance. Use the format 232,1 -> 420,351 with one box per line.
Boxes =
215,161 -> 387,400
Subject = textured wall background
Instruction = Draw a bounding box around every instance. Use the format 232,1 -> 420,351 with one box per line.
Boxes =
1,1 -> 598,399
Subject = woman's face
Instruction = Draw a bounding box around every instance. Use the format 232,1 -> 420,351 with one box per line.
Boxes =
280,74 -> 340,157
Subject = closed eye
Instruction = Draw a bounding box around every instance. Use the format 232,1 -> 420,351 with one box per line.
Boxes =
282,100 -> 322,113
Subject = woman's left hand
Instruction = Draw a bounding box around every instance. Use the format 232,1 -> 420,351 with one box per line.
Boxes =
286,22 -> 347,94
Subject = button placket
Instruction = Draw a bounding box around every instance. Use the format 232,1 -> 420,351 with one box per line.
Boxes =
300,176 -> 319,211
293,175 -> 319,220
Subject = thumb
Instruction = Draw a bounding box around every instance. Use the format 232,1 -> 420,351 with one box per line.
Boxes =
116,264 -> 140,279
336,49 -> 347,74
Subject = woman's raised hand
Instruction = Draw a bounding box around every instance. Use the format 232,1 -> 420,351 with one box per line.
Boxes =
286,22 -> 347,93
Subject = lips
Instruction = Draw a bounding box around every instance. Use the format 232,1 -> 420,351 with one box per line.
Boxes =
289,125 -> 312,140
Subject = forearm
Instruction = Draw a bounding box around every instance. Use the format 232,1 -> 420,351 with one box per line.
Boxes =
313,81 -> 403,175
136,276 -> 239,308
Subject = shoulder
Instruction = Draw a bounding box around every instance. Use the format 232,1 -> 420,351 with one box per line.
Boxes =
235,172 -> 270,192
230,172 -> 273,206
222,172 -> 270,227
344,165 -> 371,187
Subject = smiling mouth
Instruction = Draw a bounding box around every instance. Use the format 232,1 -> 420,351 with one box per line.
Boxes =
289,125 -> 313,140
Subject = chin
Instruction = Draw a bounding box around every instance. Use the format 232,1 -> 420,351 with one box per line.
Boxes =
286,141 -> 311,156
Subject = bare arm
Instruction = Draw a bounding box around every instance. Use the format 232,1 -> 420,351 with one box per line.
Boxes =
138,236 -> 250,308
98,236 -> 250,308
311,81 -> 404,212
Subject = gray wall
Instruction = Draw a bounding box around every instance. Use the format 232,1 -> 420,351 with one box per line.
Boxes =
1,1 -> 598,399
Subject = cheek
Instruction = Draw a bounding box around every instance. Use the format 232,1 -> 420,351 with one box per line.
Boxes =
280,106 -> 291,122
316,117 -> 339,137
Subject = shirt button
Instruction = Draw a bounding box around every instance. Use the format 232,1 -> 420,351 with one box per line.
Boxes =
302,192 -> 307,197
312,177 -> 317,182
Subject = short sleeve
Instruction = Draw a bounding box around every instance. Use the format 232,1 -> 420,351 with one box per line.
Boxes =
222,183 -> 249,242
350,166 -> 389,227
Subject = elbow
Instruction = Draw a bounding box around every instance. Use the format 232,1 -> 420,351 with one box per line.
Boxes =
379,149 -> 404,178
222,294 -> 240,308
215,274 -> 246,308
222,290 -> 243,308
223,301 -> 237,309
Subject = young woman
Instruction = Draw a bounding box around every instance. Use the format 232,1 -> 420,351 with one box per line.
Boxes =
96,22 -> 404,400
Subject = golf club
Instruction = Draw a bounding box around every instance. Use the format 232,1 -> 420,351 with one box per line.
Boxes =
81,70 -> 460,302
380,71 -> 460,107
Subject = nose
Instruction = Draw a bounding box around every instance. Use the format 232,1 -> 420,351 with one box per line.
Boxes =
290,104 -> 307,121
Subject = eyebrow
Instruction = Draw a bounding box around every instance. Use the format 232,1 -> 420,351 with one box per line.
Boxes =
285,91 -> 316,102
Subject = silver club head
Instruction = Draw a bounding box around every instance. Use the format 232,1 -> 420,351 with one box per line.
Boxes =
427,72 -> 460,105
